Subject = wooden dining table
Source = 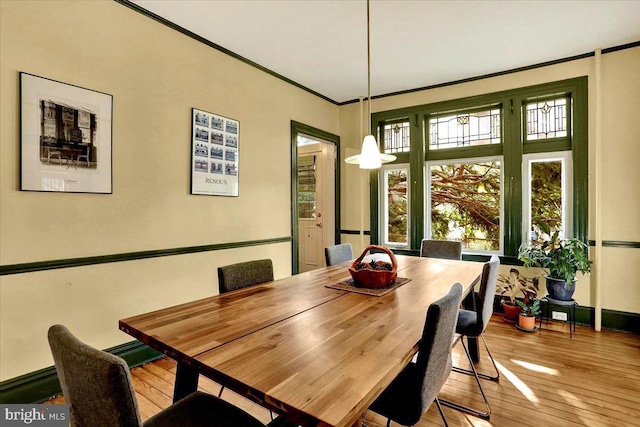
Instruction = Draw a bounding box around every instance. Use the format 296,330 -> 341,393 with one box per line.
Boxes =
119,255 -> 484,427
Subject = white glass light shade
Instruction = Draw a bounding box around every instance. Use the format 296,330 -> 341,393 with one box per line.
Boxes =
359,135 -> 382,169
344,135 -> 396,169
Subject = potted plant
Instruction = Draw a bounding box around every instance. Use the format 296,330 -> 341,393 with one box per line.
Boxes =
516,298 -> 541,331
497,268 -> 539,322
518,222 -> 591,301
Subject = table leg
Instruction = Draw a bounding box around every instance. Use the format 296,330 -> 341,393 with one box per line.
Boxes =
467,336 -> 479,363
174,362 -> 199,403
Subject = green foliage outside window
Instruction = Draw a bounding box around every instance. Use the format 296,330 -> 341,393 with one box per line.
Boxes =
430,162 -> 501,251
387,170 -> 408,244
530,161 -> 562,236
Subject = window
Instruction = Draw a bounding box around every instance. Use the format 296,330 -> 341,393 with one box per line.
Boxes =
429,107 -> 501,150
424,103 -> 505,254
372,77 -> 587,258
382,166 -> 409,246
525,97 -> 568,141
297,155 -> 316,219
522,151 -> 572,242
383,120 -> 410,153
427,159 -> 502,253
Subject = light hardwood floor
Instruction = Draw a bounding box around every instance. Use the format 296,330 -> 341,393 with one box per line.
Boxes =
46,315 -> 640,426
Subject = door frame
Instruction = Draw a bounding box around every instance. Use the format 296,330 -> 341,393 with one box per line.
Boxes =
291,121 -> 340,275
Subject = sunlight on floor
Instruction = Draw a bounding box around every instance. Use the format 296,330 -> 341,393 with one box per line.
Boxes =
495,360 -> 539,404
555,389 -> 594,426
464,416 -> 493,427
557,389 -> 586,409
511,359 -> 559,376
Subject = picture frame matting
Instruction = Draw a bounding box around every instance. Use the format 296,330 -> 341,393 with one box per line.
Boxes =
20,72 -> 113,194
191,108 -> 239,196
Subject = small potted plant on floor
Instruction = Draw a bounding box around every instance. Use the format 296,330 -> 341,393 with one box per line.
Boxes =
498,268 -> 539,322
518,222 -> 591,301
516,297 -> 541,331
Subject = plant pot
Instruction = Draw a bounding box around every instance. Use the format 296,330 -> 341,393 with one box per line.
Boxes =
502,302 -> 522,321
518,314 -> 536,331
545,276 -> 577,301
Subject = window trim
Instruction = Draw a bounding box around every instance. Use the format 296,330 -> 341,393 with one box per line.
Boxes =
369,77 -> 588,259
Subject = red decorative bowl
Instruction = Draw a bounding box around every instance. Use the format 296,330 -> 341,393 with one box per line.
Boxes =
349,245 -> 398,289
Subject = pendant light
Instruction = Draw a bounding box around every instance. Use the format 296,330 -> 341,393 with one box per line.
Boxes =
345,0 -> 396,169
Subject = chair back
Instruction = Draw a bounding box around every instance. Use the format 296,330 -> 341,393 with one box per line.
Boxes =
48,325 -> 142,427
218,259 -> 274,294
477,255 -> 500,333
413,283 -> 463,420
419,239 -> 462,260
324,243 -> 353,266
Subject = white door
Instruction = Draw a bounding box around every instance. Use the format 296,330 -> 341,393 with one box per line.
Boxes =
298,142 -> 335,273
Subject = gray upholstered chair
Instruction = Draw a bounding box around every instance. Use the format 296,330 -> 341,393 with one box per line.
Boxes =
440,255 -> 500,420
420,239 -> 462,260
324,243 -> 353,266
216,259 -> 274,399
215,261 -> 296,427
218,259 -> 274,294
368,283 -> 463,427
47,324 -> 265,427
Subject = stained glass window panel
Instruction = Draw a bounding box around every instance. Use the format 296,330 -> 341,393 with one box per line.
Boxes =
383,121 -> 410,153
526,98 -> 568,140
429,108 -> 500,149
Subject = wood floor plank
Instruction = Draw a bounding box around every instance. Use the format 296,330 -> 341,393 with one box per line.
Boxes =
140,362 -> 178,387
135,392 -> 163,421
130,366 -> 174,397
154,356 -> 177,373
130,375 -> 173,409
44,314 -> 640,427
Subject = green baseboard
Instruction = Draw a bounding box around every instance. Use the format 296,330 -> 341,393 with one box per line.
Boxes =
575,306 -> 640,334
493,295 -> 640,335
0,341 -> 162,404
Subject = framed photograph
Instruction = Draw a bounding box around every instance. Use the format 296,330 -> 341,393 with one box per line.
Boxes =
191,108 -> 239,196
20,72 -> 113,193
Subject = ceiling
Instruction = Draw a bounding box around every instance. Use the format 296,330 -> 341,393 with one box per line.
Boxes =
131,0 -> 640,104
